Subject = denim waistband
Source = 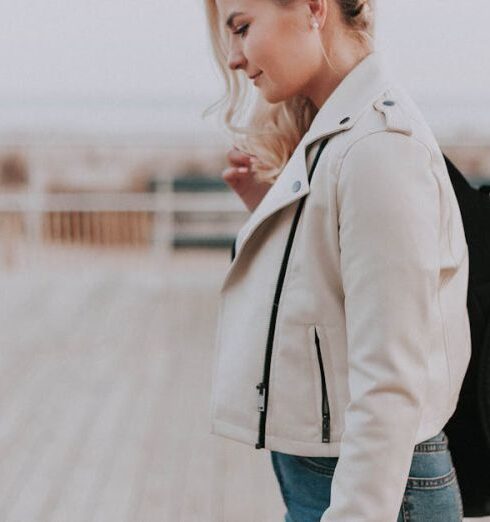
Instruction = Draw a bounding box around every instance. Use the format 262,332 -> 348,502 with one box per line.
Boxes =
413,430 -> 448,453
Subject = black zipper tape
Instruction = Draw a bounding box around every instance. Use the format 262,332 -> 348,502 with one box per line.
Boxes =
314,326 -> 331,442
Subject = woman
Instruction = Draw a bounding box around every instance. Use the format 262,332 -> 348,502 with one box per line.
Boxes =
204,1 -> 471,520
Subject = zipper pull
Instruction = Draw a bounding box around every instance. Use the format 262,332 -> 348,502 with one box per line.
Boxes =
322,413 -> 330,442
256,382 -> 265,412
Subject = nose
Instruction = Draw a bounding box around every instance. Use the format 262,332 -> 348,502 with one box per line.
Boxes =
227,45 -> 246,72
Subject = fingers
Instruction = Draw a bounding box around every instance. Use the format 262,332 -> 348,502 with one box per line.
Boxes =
227,147 -> 254,168
222,165 -> 249,185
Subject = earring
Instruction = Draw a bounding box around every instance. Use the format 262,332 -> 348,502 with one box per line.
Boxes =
311,19 -> 319,29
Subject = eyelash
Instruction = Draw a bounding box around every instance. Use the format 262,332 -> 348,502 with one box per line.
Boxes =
233,24 -> 249,38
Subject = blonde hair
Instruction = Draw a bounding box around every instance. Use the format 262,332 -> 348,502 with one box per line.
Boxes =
202,0 -> 376,183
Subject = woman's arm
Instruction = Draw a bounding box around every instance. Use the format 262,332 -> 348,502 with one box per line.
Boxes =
321,130 -> 439,522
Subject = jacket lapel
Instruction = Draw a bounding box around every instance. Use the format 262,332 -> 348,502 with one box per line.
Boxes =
219,127 -> 345,292
232,134 -> 312,260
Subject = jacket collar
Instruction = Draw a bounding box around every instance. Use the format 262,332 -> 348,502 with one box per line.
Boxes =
303,51 -> 392,148
221,51 -> 392,291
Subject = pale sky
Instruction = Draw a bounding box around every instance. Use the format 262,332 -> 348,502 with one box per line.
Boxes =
0,1 -> 489,140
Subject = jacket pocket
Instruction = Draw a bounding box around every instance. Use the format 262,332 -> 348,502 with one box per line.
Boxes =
314,325 -> 331,442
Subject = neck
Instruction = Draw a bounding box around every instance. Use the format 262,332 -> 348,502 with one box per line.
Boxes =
306,42 -> 372,110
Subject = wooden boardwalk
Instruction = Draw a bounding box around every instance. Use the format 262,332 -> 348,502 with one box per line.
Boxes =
0,253 -> 285,522
0,249 -> 485,522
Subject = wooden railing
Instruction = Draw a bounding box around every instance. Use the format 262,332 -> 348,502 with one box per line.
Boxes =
0,192 -> 247,268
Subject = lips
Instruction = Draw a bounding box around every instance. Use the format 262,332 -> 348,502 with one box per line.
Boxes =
250,72 -> 262,80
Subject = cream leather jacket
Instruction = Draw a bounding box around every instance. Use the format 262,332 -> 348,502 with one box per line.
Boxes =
209,51 -> 471,522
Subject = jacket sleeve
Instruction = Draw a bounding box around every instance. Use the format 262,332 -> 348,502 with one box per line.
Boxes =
320,131 -> 440,522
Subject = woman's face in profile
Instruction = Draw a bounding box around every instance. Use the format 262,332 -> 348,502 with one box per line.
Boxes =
216,0 -> 321,103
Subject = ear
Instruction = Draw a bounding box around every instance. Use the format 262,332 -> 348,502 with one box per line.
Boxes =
307,0 -> 328,29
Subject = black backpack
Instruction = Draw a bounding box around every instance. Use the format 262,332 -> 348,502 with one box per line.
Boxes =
442,154 -> 490,517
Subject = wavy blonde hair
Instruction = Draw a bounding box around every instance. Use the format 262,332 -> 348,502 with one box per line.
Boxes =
202,0 -> 376,183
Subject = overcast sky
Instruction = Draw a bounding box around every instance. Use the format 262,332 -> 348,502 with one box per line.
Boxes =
0,1 -> 488,140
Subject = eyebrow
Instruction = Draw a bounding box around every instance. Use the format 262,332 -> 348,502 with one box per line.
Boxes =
225,11 -> 244,30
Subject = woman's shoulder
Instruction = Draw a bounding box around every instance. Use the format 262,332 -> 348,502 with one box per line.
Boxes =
329,83 -> 440,176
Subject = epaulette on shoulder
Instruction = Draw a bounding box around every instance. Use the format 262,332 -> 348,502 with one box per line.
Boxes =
373,91 -> 413,136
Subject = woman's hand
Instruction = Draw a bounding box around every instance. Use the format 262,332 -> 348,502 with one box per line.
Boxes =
222,146 -> 272,212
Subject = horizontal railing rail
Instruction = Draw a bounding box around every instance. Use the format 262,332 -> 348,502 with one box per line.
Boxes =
0,192 -> 248,268
0,192 -> 245,212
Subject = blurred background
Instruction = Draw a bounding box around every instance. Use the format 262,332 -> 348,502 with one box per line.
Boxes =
0,1 -> 488,520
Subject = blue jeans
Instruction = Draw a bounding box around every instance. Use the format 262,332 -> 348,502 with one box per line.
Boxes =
270,430 -> 464,521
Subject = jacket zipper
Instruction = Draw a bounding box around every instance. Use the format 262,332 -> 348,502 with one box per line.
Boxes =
254,137 -> 330,449
314,326 -> 331,442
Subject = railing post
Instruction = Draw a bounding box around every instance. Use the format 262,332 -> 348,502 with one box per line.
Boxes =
151,184 -> 173,258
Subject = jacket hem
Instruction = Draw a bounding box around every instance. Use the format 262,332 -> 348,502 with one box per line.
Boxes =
211,410 -> 454,457
211,418 -> 344,456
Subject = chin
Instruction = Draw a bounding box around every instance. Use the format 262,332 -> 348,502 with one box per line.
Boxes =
262,93 -> 282,104
261,83 -> 302,105
262,89 -> 292,105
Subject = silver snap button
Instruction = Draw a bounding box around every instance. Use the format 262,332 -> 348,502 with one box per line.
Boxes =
292,180 -> 301,193
383,100 -> 395,106
339,116 -> 350,124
